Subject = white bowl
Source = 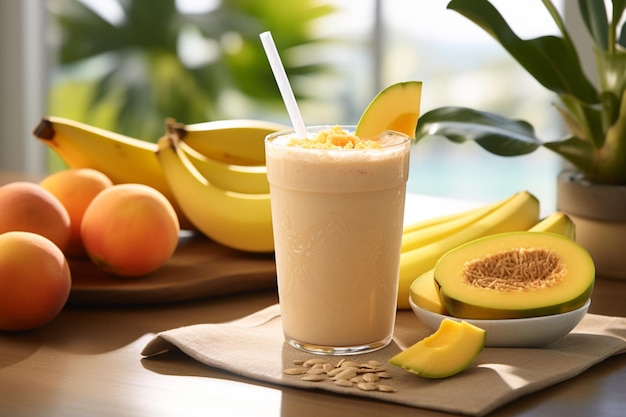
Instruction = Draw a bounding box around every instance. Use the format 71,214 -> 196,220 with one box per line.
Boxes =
409,298 -> 591,348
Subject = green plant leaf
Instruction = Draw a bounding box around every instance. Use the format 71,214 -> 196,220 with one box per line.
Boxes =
594,49 -> 626,126
48,0 -> 336,140
613,0 -> 626,29
591,87 -> 626,183
415,107 -> 600,174
543,136 -> 595,174
53,2 -> 127,64
447,0 -> 598,104
555,95 -> 605,148
619,21 -> 626,49
614,0 -> 626,48
415,107 -> 541,156
578,0 -> 609,50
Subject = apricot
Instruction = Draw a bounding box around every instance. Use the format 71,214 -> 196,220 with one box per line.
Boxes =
40,168 -> 113,256
0,231 -> 72,331
81,183 -> 180,277
0,181 -> 71,251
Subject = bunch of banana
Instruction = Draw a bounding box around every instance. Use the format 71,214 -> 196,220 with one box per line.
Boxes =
402,196 -> 521,253
397,191 -> 540,309
167,118 -> 289,166
155,133 -> 274,253
33,116 -> 286,242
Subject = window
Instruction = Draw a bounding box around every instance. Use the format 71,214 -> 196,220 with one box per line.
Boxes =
315,0 -> 566,211
4,0 -> 570,211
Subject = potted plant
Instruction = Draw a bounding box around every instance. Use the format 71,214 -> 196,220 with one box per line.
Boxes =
414,0 -> 626,279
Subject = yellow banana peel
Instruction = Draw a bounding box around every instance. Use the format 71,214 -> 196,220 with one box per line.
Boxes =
168,118 -> 289,166
401,194 -> 519,253
528,211 -> 576,240
155,134 -> 274,253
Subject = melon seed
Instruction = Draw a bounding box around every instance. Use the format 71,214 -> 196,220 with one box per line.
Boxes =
301,374 -> 327,382
283,368 -> 308,375
357,367 -> 385,374
463,247 -> 566,291
357,382 -> 379,391
334,379 -> 354,387
362,373 -> 379,382
303,358 -> 328,367
333,368 -> 358,381
285,356 -> 397,393
326,367 -> 345,377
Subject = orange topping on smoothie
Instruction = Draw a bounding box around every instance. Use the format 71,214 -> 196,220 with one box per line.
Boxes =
288,126 -> 381,149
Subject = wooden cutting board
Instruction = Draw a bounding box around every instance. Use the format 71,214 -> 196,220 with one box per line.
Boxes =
67,231 -> 277,305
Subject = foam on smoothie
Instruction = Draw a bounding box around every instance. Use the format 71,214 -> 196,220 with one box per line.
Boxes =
266,126 -> 409,193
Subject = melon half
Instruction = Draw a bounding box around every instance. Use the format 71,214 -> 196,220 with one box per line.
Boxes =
434,231 -> 595,319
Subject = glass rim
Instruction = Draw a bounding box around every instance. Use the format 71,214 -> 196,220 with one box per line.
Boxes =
265,125 -> 411,150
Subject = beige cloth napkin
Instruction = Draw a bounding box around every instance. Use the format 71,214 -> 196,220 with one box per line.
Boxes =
141,304 -> 626,416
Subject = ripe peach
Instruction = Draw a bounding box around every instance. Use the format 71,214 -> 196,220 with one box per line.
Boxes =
0,181 -> 71,251
81,183 -> 180,277
40,168 -> 113,256
0,231 -> 71,331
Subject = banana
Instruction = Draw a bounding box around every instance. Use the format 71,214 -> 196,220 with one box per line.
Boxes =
397,191 -> 539,309
176,138 -> 270,194
155,133 -> 274,253
401,193 -> 520,253
528,211 -> 576,239
168,118 -> 290,166
34,116 -> 162,187
32,116 -> 197,229
33,116 -> 277,228
403,204 -> 493,235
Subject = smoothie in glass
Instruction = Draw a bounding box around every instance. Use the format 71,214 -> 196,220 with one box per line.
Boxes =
265,125 -> 410,355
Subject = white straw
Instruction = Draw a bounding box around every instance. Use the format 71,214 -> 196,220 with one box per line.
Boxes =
259,31 -> 307,138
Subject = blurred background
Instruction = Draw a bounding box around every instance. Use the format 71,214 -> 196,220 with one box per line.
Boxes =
1,0 -> 593,211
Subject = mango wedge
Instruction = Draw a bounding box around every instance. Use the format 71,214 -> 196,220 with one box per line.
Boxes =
390,319 -> 485,378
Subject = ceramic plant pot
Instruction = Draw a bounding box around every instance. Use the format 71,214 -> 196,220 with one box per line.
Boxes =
557,170 -> 626,280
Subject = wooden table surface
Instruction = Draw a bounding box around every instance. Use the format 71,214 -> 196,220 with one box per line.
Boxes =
1,171 -> 626,417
